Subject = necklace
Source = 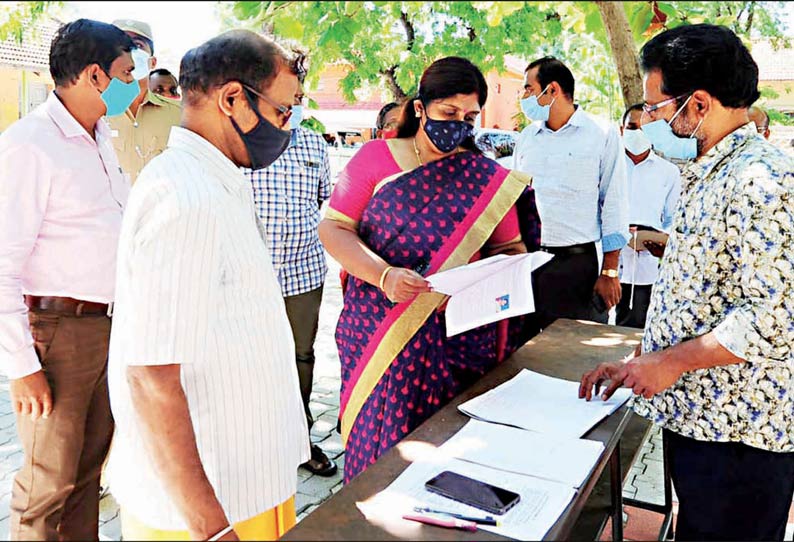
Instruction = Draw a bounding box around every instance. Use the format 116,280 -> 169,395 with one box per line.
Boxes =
413,136 -> 423,166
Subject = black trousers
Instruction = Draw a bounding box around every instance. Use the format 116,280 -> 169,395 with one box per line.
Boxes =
666,429 -> 794,541
531,243 -> 606,329
615,283 -> 652,329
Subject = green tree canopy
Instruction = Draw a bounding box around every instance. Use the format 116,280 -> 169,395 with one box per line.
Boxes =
225,1 -> 791,121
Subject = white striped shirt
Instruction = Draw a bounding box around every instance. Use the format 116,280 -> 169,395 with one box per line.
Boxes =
106,126 -> 309,530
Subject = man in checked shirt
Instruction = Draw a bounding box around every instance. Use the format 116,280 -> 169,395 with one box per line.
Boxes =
244,57 -> 336,477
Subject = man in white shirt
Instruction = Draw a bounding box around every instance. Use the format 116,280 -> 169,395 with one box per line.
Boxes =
616,104 -> 681,328
0,20 -> 136,540
107,30 -> 309,541
513,56 -> 629,327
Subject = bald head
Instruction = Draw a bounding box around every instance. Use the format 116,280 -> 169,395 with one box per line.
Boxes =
748,106 -> 770,139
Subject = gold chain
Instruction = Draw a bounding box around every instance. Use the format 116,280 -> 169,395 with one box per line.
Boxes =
413,136 -> 423,166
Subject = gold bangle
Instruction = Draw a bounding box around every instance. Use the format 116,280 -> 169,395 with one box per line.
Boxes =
378,266 -> 395,291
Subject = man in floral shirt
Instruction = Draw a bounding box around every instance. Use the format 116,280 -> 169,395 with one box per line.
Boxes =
580,24 -> 794,541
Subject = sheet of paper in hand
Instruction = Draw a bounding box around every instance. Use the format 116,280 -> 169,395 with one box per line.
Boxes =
427,252 -> 553,337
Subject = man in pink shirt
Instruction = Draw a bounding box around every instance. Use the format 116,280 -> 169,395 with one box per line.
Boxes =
0,19 -> 137,540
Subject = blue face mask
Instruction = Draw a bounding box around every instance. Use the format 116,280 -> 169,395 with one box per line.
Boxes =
423,116 -> 474,153
101,76 -> 140,117
641,95 -> 704,160
289,104 -> 303,130
520,85 -> 556,122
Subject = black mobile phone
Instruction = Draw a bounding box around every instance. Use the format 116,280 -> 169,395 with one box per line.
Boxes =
425,471 -> 521,515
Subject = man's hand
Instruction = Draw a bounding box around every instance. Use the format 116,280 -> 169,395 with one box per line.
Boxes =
621,351 -> 685,399
594,275 -> 621,310
643,240 -> 666,258
10,371 -> 52,421
579,350 -> 686,402
579,360 -> 626,401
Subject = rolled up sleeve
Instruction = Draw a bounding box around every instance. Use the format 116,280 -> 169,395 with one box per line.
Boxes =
598,125 -> 630,252
0,144 -> 50,379
713,165 -> 794,363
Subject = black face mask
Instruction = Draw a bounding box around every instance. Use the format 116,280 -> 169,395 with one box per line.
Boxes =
229,88 -> 291,170
423,116 -> 474,153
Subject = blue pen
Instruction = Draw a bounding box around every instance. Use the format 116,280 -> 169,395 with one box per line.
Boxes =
413,506 -> 500,526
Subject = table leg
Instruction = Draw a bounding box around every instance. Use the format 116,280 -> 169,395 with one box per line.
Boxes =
611,443 -> 624,541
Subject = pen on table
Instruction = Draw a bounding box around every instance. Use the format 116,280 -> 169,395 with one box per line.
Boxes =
402,513 -> 478,532
413,506 -> 500,526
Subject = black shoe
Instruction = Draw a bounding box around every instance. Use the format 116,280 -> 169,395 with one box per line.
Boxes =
300,444 -> 338,477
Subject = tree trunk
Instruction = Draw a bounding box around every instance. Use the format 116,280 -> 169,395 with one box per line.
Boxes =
595,1 -> 645,110
382,66 -> 408,101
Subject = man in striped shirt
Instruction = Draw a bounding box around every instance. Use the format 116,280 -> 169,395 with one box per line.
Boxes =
106,31 -> 309,541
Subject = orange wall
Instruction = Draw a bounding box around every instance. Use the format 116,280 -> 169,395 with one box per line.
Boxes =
310,62 -> 526,133
0,67 -> 54,132
482,70 -> 524,131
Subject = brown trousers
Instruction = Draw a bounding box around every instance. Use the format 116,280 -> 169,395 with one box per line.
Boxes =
10,310 -> 113,541
283,285 -> 323,429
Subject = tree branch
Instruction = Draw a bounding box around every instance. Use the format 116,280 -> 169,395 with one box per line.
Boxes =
381,66 -> 408,100
745,1 -> 756,34
467,25 -> 476,42
399,11 -> 415,51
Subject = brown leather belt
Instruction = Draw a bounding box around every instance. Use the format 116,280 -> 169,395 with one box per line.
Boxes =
24,295 -> 111,317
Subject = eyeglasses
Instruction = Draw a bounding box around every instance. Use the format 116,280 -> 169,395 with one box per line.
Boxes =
642,92 -> 692,115
243,84 -> 293,123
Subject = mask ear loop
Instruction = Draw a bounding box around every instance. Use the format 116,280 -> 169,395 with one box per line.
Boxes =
669,94 -> 693,124
629,231 -> 637,311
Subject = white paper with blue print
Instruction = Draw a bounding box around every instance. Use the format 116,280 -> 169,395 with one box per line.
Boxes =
427,252 -> 553,337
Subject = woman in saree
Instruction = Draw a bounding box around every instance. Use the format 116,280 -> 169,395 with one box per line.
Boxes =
318,57 -> 542,483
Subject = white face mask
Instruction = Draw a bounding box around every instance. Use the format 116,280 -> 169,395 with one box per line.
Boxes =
623,128 -> 652,156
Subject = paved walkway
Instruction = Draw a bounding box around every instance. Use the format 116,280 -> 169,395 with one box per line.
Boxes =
4,256 -> 782,540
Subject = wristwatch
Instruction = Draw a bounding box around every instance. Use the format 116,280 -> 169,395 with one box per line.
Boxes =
601,269 -> 619,278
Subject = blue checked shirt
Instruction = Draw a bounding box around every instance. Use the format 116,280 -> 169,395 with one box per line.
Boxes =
245,128 -> 331,297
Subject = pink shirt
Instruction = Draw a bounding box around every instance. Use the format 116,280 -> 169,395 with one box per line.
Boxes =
0,92 -> 129,378
329,140 -> 520,245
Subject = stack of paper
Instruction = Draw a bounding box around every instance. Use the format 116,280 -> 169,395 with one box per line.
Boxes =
440,419 -> 605,489
357,371 -> 631,539
427,252 -> 553,337
357,457 -> 576,541
458,369 -> 632,438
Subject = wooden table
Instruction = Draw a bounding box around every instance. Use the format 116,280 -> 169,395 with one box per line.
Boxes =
284,319 -> 654,541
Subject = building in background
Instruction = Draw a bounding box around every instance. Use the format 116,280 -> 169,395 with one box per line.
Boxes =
0,20 -> 60,133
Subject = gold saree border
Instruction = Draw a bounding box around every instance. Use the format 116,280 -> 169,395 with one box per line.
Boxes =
324,207 -> 358,228
341,170 -> 533,443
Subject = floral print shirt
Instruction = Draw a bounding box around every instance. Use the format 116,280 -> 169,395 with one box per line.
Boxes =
633,123 -> 794,452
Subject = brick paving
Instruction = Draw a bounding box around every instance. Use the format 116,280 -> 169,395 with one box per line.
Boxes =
1,257 -> 790,540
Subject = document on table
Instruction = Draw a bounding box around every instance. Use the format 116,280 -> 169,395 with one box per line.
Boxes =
458,369 -> 632,438
427,252 -> 554,337
356,457 -> 575,541
440,419 -> 605,488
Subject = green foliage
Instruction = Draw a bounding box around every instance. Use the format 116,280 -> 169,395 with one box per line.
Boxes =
224,1 -> 791,122
767,108 -> 794,125
0,1 -> 61,42
301,116 -> 327,133
221,1 -> 566,101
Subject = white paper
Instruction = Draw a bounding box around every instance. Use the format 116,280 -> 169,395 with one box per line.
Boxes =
356,457 -> 575,541
427,252 -> 554,337
440,420 -> 605,489
458,369 -> 632,438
